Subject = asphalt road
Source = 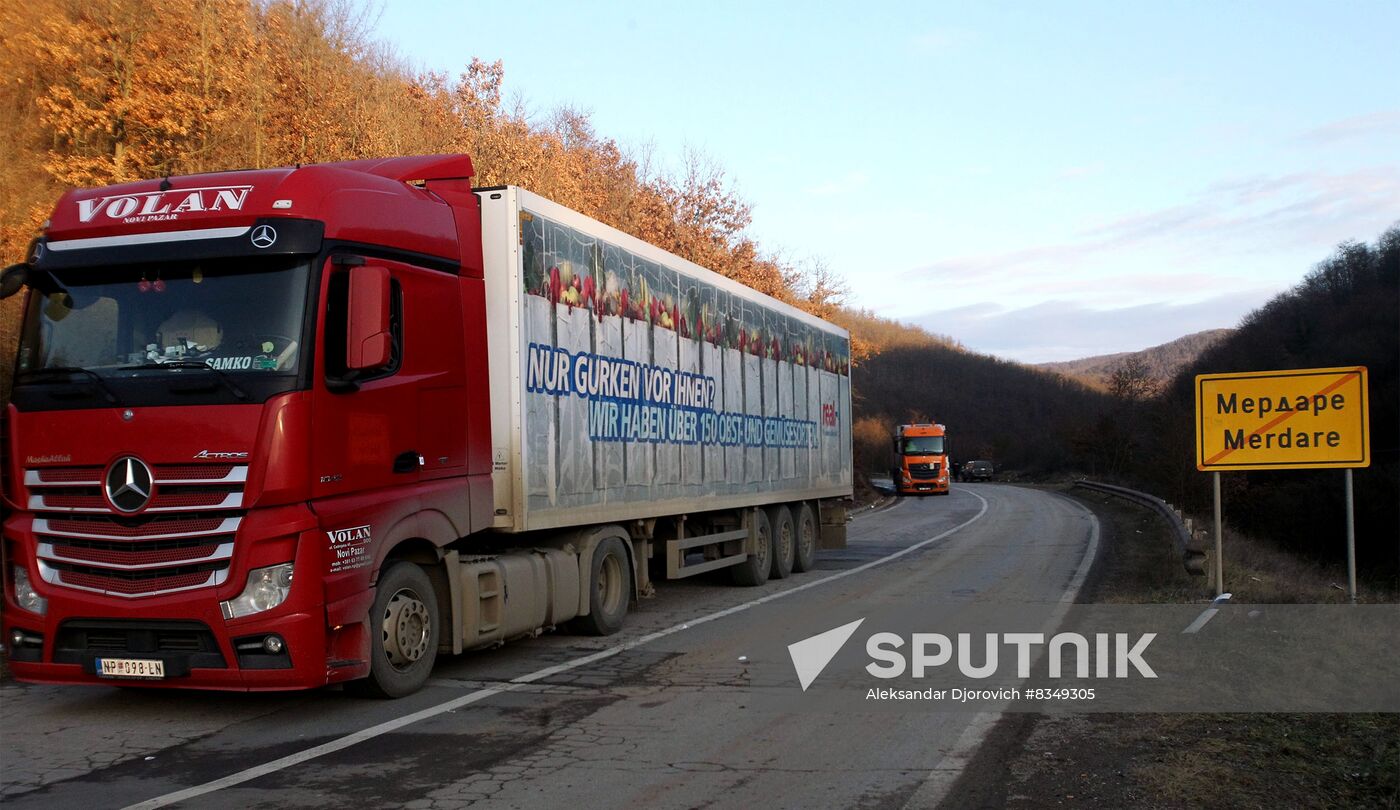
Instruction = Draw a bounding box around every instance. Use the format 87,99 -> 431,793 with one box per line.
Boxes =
0,484 -> 1098,810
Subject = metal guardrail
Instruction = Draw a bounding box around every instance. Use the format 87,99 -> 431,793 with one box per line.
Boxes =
1072,479 -> 1208,576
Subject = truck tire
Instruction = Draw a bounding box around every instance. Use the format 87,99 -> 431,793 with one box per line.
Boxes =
730,509 -> 772,587
767,504 -> 794,580
792,502 -> 817,573
352,561 -> 440,699
568,536 -> 630,636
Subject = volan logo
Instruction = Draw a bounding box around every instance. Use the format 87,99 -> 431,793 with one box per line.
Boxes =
75,185 -> 253,224
327,525 -> 372,545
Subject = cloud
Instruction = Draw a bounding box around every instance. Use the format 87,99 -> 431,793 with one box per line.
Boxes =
1085,168 -> 1400,247
1056,163 -> 1106,179
804,170 -> 871,198
900,166 -> 1400,294
1300,109 -> 1400,145
906,290 -> 1283,364
910,27 -> 977,53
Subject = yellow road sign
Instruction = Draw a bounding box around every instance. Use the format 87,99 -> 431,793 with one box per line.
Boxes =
1195,366 -> 1369,471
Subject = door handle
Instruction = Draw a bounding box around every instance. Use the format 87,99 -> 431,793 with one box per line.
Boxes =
393,451 -> 422,474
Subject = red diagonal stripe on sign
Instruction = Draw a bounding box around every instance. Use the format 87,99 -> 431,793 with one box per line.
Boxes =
1204,371 -> 1360,466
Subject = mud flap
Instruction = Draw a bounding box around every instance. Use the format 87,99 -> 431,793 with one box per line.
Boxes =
818,501 -> 849,549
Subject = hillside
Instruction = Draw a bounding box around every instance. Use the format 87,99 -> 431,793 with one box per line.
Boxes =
1038,329 -> 1234,389
1137,229 -> 1398,576
852,342 -> 1113,479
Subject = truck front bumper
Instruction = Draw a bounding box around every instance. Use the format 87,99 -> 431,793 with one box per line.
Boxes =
2,518 -> 343,692
3,595 -> 332,692
896,478 -> 950,494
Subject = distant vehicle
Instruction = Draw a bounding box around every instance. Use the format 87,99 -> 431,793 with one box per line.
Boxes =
891,423 -> 950,495
962,460 -> 994,482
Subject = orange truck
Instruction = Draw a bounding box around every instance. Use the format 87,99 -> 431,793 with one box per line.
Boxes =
891,423 -> 950,495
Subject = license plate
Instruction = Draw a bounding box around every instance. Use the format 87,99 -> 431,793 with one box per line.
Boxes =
96,657 -> 166,679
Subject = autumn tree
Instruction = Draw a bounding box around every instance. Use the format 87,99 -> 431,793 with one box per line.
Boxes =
0,0 -> 957,406
1107,355 -> 1158,402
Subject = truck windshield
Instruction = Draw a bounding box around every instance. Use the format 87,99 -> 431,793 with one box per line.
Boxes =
16,257 -> 310,379
900,436 -> 945,455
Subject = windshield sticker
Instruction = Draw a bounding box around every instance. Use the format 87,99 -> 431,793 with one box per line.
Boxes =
206,356 -> 255,370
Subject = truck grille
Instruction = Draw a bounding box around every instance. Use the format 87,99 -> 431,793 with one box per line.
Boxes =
53,619 -> 226,668
25,462 -> 245,598
908,462 -> 941,480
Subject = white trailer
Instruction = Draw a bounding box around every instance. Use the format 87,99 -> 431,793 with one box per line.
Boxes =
436,187 -> 853,664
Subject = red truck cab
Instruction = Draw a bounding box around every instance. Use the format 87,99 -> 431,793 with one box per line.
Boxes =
891,423 -> 950,495
2,155 -> 493,692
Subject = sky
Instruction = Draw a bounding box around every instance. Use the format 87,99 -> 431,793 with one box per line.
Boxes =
374,1 -> 1400,363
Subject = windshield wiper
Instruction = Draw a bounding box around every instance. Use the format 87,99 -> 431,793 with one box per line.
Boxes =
17,366 -> 120,404
119,361 -> 248,401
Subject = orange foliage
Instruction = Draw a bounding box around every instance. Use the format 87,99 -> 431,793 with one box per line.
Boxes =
0,0 -> 928,371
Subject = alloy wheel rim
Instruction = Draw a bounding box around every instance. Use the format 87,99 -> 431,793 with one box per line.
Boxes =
382,588 -> 430,670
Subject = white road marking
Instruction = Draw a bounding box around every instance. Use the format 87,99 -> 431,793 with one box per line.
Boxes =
124,492 -> 991,809
904,486 -> 1102,809
1183,592 -> 1233,634
1182,608 -> 1219,634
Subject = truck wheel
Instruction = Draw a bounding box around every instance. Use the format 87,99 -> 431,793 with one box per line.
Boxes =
569,536 -> 630,636
352,561 -> 440,699
767,505 -> 794,580
792,502 -> 817,573
730,509 -> 772,587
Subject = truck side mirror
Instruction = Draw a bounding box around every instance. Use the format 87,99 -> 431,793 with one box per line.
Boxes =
346,265 -> 391,370
0,264 -> 28,299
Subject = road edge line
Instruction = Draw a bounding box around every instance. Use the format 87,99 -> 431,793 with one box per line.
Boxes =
903,486 -> 1101,809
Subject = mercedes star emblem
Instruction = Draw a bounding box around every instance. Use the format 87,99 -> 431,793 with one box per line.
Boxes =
250,224 -> 278,249
105,456 -> 154,513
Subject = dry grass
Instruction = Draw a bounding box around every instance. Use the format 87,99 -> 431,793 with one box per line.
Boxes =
1073,487 -> 1397,604
1217,525 -> 1397,603
985,486 -> 1400,810
1133,714 -> 1400,810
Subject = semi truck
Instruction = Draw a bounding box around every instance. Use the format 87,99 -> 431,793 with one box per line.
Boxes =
891,423 -> 950,495
0,154 -> 853,697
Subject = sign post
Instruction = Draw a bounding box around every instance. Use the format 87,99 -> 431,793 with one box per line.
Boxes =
1195,366 -> 1370,600
1345,469 -> 1356,604
1213,471 -> 1223,597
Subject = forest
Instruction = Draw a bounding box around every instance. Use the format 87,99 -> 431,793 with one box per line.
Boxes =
0,1 -> 1393,577
1134,229 -> 1399,576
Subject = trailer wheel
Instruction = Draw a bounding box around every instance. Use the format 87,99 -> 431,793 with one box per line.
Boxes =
351,561 -> 440,698
792,502 -> 818,573
569,536 -> 630,636
730,509 -> 772,587
767,505 -> 794,580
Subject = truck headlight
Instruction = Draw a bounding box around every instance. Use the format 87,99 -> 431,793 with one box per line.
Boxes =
12,566 -> 47,615
221,563 -> 294,620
